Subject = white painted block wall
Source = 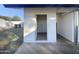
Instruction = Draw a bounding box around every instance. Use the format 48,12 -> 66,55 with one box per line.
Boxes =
57,13 -> 74,42
24,8 -> 56,43
78,11 -> 79,42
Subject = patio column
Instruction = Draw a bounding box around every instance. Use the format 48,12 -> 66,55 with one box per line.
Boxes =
73,10 -> 79,53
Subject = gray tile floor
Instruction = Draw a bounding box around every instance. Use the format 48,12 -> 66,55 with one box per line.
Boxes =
15,43 -> 74,54
15,34 -> 78,54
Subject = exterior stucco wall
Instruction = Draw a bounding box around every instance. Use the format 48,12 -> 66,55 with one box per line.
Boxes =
24,8 -> 56,43
77,11 -> 79,42
78,11 -> 79,42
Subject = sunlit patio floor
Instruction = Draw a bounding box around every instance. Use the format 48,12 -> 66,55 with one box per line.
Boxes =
15,35 -> 79,54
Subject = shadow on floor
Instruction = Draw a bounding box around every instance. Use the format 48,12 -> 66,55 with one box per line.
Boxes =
37,32 -> 47,40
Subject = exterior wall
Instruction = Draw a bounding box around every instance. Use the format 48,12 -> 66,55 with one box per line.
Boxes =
57,13 -> 74,42
78,11 -> 79,42
24,8 -> 56,43
76,11 -> 79,42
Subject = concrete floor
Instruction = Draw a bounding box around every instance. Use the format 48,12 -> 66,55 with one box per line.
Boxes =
15,43 -> 73,54
15,34 -> 78,54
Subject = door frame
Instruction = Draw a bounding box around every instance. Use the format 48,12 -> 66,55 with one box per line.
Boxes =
35,14 -> 47,41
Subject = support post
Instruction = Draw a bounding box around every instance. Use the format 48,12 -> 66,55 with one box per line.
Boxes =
73,11 -> 78,53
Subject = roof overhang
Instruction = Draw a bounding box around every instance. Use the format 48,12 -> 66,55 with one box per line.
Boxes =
11,21 -> 23,24
4,4 -> 79,8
